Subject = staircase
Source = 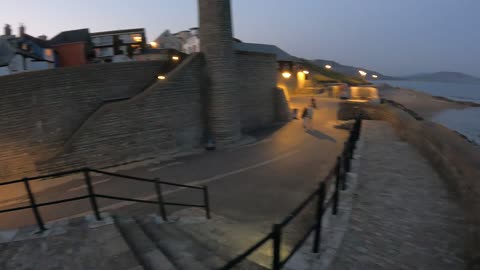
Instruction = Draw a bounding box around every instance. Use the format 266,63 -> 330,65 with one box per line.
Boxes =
114,208 -> 270,270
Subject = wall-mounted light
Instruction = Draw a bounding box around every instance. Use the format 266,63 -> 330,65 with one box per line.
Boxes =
282,71 -> 292,79
157,75 -> 166,80
172,56 -> 180,61
325,65 -> 332,69
358,70 -> 367,77
372,75 -> 378,79
303,70 -> 310,74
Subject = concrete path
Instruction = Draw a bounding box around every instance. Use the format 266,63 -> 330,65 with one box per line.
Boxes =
0,96 -> 348,231
329,121 -> 466,269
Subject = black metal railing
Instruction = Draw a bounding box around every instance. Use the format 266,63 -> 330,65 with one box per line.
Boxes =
0,168 -> 210,232
219,117 -> 362,270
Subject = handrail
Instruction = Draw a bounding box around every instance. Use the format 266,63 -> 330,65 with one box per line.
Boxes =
89,169 -> 204,189
0,167 -> 211,231
218,117 -> 362,270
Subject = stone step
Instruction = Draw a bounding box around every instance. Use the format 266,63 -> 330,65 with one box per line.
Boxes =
114,216 -> 176,270
175,224 -> 270,270
137,216 -> 226,270
0,214 -> 142,270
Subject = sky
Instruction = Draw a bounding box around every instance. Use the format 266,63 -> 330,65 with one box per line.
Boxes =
3,0 -> 480,77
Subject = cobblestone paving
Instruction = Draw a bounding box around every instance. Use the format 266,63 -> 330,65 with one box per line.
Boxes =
329,121 -> 467,270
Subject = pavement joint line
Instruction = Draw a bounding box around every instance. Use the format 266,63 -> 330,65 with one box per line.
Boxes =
147,161 -> 184,172
44,149 -> 302,222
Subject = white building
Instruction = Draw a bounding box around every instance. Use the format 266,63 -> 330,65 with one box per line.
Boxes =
182,28 -> 200,54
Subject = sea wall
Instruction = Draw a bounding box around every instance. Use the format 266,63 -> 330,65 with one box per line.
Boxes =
339,101 -> 480,266
0,52 -> 285,181
0,61 -> 167,180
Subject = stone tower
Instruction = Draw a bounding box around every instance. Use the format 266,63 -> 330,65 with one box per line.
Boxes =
199,0 -> 241,145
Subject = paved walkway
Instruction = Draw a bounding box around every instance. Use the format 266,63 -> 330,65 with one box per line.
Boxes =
329,121 -> 467,269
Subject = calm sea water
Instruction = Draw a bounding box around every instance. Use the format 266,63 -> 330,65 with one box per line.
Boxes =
376,80 -> 480,144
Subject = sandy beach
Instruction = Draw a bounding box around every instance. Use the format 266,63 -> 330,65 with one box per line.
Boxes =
378,86 -> 477,119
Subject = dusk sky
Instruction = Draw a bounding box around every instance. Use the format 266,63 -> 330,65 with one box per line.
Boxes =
3,0 -> 479,77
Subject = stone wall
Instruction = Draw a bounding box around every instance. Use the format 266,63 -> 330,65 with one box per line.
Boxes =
38,55 -> 205,175
0,51 -> 283,181
236,51 -> 278,131
339,101 -> 480,266
0,61 -> 168,180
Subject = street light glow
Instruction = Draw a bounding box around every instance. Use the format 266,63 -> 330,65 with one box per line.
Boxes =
150,41 -> 158,48
282,72 -> 292,79
172,56 -> 180,61
157,75 -> 166,80
358,70 -> 367,76
303,70 -> 310,74
325,65 -> 332,69
372,75 -> 379,79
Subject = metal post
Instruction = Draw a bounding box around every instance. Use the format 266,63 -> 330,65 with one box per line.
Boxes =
312,182 -> 326,253
272,224 -> 282,270
23,178 -> 46,232
83,169 -> 102,221
203,186 -> 211,219
154,180 -> 167,221
333,158 -> 341,214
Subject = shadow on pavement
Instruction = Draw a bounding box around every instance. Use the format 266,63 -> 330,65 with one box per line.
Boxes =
306,129 -> 337,142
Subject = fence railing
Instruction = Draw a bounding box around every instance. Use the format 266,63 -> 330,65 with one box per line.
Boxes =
219,117 -> 362,270
0,168 -> 210,232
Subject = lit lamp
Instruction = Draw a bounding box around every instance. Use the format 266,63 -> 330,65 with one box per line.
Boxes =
372,75 -> 379,79
303,70 -> 310,74
325,65 -> 332,69
157,75 -> 166,80
150,41 -> 157,48
282,71 -> 292,79
358,70 -> 367,77
133,36 -> 143,42
172,56 -> 180,61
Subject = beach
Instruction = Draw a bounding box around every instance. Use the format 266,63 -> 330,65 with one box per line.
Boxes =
378,86 -> 480,145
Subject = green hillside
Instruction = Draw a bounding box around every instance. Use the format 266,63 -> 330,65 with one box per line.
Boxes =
300,59 -> 370,86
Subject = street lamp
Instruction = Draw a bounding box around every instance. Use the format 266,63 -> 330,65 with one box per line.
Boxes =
358,70 -> 367,77
157,75 -> 166,80
303,70 -> 310,74
150,41 -> 158,48
325,65 -> 332,69
172,56 -> 180,61
372,75 -> 378,79
282,71 -> 292,79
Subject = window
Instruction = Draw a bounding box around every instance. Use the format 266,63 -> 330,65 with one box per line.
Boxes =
119,33 -> 143,44
92,36 -> 113,46
95,47 -> 114,57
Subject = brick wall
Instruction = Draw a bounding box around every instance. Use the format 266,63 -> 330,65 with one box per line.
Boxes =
0,61 -> 167,180
0,51 -> 281,181
37,54 -> 205,174
236,51 -> 277,131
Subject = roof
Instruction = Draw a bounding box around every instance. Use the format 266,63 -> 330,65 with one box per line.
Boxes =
50,29 -> 91,46
234,42 -> 298,62
22,34 -> 52,48
91,28 -> 145,37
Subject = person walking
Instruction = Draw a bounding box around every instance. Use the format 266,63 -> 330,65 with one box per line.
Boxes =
301,107 -> 309,129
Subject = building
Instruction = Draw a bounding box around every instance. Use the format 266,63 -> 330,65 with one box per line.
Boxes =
0,24 -> 55,75
182,28 -> 200,54
153,30 -> 183,51
50,29 -> 93,67
90,28 -> 146,63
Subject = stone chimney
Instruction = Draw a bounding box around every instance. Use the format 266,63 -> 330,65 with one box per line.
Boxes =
4,24 -> 12,36
199,0 -> 241,145
19,24 -> 26,37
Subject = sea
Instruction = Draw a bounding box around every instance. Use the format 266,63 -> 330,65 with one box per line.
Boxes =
376,80 -> 480,145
